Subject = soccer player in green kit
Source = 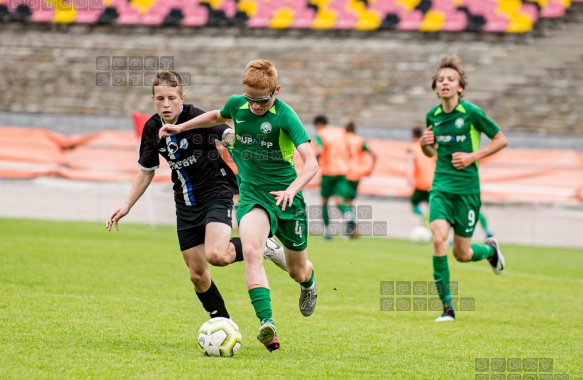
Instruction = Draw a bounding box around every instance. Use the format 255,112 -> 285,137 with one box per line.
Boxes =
159,59 -> 318,351
420,55 -> 508,322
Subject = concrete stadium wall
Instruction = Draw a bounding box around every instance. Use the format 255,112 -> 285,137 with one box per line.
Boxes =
0,6 -> 582,134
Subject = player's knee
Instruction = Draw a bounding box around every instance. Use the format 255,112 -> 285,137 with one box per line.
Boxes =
189,270 -> 209,286
206,248 -> 229,266
242,244 -> 263,266
452,246 -> 471,262
431,232 -> 447,248
288,265 -> 307,282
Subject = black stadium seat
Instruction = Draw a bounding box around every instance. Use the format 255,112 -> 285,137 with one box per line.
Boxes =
0,4 -> 11,22
164,8 -> 184,26
98,7 -> 119,25
12,4 -> 32,22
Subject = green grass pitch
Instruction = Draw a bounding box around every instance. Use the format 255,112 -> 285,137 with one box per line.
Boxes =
1,218 -> 582,379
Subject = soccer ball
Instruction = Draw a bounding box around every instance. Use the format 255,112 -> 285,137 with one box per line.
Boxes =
410,226 -> 432,244
197,317 -> 242,357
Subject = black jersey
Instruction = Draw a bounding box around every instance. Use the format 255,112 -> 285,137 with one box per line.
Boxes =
138,104 -> 238,206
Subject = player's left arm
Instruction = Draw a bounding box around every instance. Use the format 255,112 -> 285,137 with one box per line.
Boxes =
270,142 -> 319,210
452,131 -> 507,170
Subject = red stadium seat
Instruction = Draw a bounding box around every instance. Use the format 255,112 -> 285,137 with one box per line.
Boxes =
181,5 -> 208,27
442,10 -> 468,31
396,9 -> 423,30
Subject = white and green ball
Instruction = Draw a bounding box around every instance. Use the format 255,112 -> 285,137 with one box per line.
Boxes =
197,317 -> 242,357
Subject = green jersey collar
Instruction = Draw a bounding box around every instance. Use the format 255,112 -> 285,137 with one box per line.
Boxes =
434,102 -> 467,116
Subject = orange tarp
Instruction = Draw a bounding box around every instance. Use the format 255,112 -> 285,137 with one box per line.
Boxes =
1,126 -> 582,205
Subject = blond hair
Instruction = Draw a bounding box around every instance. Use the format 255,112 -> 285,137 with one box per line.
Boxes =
431,55 -> 468,97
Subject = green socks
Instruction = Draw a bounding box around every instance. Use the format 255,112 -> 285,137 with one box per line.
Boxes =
433,256 -> 453,309
470,243 -> 495,262
300,269 -> 315,288
248,287 -> 272,323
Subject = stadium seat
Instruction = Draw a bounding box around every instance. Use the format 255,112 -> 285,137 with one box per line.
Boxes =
334,9 -> 358,29
246,6 -> 275,28
290,7 -> 315,28
441,10 -> 467,31
312,8 -> 337,29
237,0 -> 258,18
380,13 -> 400,29
140,3 -> 170,25
397,0 -> 421,11
217,0 -> 237,19
505,12 -> 533,33
130,0 -> 156,15
269,8 -> 294,29
540,0 -> 567,17
75,9 -> 102,24
53,0 -> 77,24
97,6 -> 119,24
419,9 -> 445,31
354,10 -> 382,30
482,11 -> 509,32
163,8 -> 184,26
520,2 -> 540,22
0,4 -> 11,22
396,9 -> 422,30
115,6 -> 141,25
181,5 -> 209,27
11,4 -> 32,22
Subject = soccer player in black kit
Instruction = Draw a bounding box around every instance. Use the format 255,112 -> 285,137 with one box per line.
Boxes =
106,70 -> 286,320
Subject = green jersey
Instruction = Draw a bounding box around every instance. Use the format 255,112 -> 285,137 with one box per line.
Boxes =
426,99 -> 500,194
220,95 -> 310,191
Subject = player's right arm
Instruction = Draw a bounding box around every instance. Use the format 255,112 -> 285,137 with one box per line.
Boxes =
159,110 -> 228,139
106,169 -> 155,231
420,125 -> 436,157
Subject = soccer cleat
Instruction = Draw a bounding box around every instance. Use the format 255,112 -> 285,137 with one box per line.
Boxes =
435,304 -> 455,322
264,237 -> 287,272
299,280 -> 317,317
485,237 -> 505,275
344,220 -> 357,239
257,320 -> 280,352
323,226 -> 332,240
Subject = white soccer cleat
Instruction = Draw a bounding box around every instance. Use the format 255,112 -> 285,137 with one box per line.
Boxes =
485,237 -> 505,275
264,237 -> 287,272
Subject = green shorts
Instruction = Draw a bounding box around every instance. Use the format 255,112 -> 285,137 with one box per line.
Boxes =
320,175 -> 350,199
410,189 -> 430,206
345,180 -> 360,201
429,190 -> 482,238
236,183 -> 308,251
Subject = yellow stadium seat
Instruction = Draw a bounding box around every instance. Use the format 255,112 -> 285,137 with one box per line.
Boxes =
348,0 -> 366,13
506,12 -> 533,33
525,0 -> 548,7
103,0 -> 114,7
269,8 -> 294,29
130,0 -> 156,15
45,0 -> 76,24
355,10 -> 381,31
419,9 -> 445,32
54,9 -> 76,24
312,8 -> 336,30
498,0 -> 522,15
200,0 -> 223,8
396,0 -> 420,11
309,0 -> 332,8
238,0 -> 258,17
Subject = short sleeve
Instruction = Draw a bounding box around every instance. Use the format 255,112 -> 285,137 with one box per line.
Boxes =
137,118 -> 160,170
280,107 -> 310,147
472,107 -> 500,139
